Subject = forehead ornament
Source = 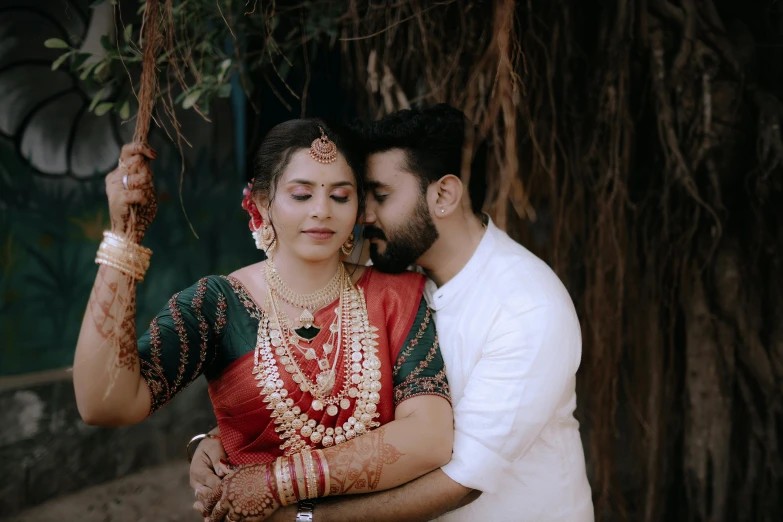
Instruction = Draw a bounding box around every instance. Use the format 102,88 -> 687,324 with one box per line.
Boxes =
310,126 -> 338,164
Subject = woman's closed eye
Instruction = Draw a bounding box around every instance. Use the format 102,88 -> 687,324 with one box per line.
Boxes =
330,189 -> 351,203
290,193 -> 351,203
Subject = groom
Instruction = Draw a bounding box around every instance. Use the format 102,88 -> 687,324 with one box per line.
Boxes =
191,105 -> 594,521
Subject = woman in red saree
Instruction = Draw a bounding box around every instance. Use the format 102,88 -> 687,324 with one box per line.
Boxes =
73,119 -> 452,522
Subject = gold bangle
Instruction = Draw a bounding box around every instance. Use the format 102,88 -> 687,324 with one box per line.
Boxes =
96,247 -> 148,271
284,457 -> 297,506
302,450 -> 318,500
95,257 -> 144,282
95,255 -> 146,282
274,458 -> 284,504
95,230 -> 152,282
100,235 -> 152,265
104,231 -> 152,255
275,457 -> 296,507
292,452 -> 308,501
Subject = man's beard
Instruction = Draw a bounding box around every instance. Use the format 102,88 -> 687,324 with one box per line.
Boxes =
364,197 -> 439,274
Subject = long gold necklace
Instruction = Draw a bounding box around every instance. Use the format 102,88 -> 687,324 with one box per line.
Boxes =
268,286 -> 341,396
252,273 -> 383,456
264,259 -> 342,329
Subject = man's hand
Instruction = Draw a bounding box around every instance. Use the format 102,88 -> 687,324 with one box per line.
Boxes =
191,433 -> 231,516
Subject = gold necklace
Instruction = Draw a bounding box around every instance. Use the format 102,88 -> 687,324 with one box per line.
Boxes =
269,287 -> 341,396
264,260 -> 343,329
252,274 -> 382,456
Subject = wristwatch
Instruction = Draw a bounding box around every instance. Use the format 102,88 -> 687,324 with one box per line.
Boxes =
295,500 -> 316,522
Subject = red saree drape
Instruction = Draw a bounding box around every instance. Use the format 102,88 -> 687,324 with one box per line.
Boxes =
208,269 -> 425,466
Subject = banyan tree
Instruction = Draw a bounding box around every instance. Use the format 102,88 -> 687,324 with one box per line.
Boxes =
49,1 -> 783,520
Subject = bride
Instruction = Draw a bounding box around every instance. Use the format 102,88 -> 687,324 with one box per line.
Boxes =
72,119 -> 453,521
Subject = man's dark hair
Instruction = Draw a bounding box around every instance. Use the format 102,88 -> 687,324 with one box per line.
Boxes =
361,104 -> 487,215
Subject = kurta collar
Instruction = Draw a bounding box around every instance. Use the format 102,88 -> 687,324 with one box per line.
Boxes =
424,217 -> 497,311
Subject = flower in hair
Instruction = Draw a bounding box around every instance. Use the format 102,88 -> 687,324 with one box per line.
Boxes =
242,180 -> 264,231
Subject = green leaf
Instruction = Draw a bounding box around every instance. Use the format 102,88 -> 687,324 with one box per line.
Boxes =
217,59 -> 232,83
94,102 -> 114,116
72,52 -> 92,70
89,88 -> 107,112
119,101 -> 130,120
44,38 -> 70,49
93,61 -> 108,77
182,90 -> 202,110
79,62 -> 97,80
217,83 -> 232,98
51,53 -> 71,71
123,24 -> 133,43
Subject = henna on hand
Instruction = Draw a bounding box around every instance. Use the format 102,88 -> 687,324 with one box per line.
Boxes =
87,266 -> 138,371
325,426 -> 403,494
206,463 -> 281,522
107,142 -> 158,243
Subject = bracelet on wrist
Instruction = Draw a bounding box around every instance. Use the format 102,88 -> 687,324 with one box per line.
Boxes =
95,231 -> 151,282
273,449 -> 330,506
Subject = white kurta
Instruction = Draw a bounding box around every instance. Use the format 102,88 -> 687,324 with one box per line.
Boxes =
428,220 -> 594,522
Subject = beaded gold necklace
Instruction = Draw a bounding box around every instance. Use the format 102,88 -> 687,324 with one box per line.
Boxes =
252,267 -> 382,455
264,259 -> 342,329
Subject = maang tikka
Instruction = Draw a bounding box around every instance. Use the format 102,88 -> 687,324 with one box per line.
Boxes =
310,126 -> 338,164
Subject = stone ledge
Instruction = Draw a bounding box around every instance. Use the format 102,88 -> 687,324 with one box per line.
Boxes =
0,371 -> 215,516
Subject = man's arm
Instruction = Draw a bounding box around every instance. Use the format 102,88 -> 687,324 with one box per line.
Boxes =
269,469 -> 477,522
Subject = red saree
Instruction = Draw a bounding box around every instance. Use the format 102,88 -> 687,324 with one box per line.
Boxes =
208,268 -> 426,466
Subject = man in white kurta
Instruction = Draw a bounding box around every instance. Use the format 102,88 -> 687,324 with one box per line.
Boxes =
427,218 -> 593,520
190,104 -> 594,521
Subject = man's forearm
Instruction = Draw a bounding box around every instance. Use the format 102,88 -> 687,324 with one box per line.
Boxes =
312,469 -> 475,522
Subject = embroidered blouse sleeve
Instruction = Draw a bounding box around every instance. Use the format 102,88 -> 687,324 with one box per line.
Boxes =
137,276 -> 228,414
392,297 -> 450,407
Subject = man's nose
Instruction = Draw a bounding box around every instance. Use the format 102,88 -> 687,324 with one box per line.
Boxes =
361,206 -> 377,225
359,208 -> 378,225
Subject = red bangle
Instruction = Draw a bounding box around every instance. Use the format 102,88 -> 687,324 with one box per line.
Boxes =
288,456 -> 300,500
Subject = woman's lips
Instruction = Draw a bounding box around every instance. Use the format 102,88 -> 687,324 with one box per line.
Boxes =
303,229 -> 335,240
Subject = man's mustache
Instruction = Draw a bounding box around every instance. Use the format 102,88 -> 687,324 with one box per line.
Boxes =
363,225 -> 387,241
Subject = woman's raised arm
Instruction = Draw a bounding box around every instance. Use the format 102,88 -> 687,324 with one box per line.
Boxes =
73,143 -> 158,426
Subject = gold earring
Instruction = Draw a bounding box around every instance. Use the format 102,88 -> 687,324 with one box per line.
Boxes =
253,221 -> 277,254
341,232 -> 355,256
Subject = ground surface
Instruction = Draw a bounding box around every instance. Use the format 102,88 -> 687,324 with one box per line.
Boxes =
9,460 -> 199,522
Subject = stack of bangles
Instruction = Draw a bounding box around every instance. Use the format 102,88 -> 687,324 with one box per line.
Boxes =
272,450 -> 331,505
95,231 -> 152,282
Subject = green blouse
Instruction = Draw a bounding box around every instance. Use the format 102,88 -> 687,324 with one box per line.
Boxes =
137,275 -> 450,415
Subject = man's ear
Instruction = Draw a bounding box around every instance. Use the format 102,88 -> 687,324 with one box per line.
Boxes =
428,174 -> 464,217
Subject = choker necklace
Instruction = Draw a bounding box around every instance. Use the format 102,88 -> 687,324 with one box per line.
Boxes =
264,259 -> 343,330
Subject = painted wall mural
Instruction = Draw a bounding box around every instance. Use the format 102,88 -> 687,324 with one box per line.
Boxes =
0,1 -> 255,376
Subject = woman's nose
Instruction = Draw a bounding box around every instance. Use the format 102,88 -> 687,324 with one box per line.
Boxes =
310,193 -> 331,219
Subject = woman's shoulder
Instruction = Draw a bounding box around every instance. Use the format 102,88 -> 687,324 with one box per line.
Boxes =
176,264 -> 263,302
354,265 -> 426,298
